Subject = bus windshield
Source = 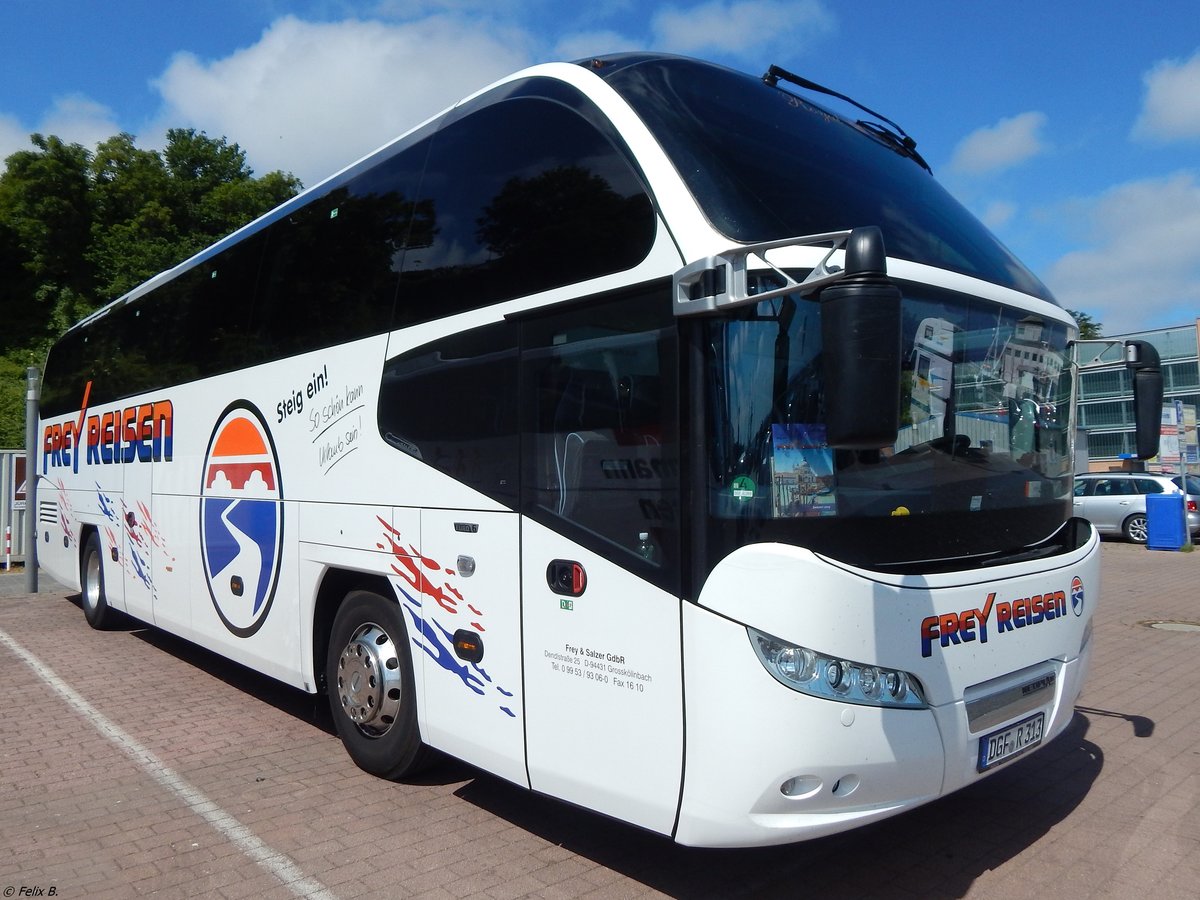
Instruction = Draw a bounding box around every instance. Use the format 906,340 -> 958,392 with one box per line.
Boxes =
599,55 -> 1054,302
703,283 -> 1075,570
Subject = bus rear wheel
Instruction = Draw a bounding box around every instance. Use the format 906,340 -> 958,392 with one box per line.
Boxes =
80,532 -> 117,630
326,590 -> 431,779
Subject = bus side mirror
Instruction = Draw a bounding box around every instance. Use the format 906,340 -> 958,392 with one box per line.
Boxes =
819,227 -> 902,449
1125,339 -> 1163,460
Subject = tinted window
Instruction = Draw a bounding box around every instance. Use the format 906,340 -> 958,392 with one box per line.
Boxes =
42,79 -> 656,420
1093,478 -> 1135,496
1135,478 -> 1164,494
40,230 -> 267,416
1174,475 -> 1200,494
41,319 -> 113,417
256,144 -> 429,358
136,266 -> 208,388
522,287 -> 679,593
174,231 -> 268,377
600,57 -> 1053,301
395,90 -> 655,326
378,321 -> 519,506
42,135 -> 434,415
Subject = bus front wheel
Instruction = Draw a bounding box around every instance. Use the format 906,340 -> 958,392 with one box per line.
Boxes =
326,590 -> 431,779
80,532 -> 116,630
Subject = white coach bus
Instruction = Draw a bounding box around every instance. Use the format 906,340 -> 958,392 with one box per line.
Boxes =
35,54 -> 1161,847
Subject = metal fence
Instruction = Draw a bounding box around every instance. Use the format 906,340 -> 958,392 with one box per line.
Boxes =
1,450 -> 30,569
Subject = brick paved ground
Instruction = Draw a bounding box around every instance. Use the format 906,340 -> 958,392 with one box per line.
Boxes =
0,541 -> 1197,899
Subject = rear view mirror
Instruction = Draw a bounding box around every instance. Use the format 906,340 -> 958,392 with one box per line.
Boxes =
819,227 -> 902,449
1125,340 -> 1163,460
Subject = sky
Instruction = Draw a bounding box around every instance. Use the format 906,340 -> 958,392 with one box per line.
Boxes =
2,0 -> 1198,335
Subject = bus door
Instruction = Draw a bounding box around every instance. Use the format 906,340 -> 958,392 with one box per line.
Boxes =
414,508 -> 526,787
518,290 -> 685,836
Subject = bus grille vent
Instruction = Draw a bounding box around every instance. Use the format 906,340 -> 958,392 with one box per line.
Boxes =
964,661 -> 1059,733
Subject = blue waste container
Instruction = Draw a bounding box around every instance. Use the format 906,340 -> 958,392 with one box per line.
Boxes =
1146,493 -> 1187,550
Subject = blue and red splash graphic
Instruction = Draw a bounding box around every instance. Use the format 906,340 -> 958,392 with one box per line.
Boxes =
95,483 -> 175,599
200,404 -> 283,638
50,479 -> 75,547
377,516 -> 516,718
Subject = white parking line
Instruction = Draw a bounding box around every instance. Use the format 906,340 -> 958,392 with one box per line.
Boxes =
0,626 -> 337,900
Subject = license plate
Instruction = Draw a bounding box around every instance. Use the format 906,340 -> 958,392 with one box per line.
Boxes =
977,712 -> 1045,772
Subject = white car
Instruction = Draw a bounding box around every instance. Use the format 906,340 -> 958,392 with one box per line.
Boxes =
1073,472 -> 1200,543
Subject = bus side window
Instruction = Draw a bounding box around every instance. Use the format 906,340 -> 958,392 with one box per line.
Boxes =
255,138 -> 431,360
378,320 -> 519,507
394,87 -> 655,328
181,231 -> 268,377
522,289 -> 680,594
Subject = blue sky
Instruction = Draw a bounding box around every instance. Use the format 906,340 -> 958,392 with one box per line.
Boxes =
3,0 -> 1198,334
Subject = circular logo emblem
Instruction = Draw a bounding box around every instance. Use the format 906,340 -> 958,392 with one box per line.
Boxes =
1071,576 -> 1085,617
199,402 -> 283,637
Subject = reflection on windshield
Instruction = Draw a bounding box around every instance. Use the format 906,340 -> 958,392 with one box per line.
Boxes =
602,56 -> 1053,302
902,313 -> 1067,454
707,284 -> 1073,525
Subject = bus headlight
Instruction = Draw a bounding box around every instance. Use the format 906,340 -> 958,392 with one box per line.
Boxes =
749,628 -> 927,709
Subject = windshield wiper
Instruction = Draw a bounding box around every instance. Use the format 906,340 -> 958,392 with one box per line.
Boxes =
854,121 -> 932,173
762,64 -> 932,173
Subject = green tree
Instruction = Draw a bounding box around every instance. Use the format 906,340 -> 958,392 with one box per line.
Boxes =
1065,308 -> 1102,339
0,134 -> 95,353
0,355 -> 30,451
0,128 -> 301,446
0,220 -> 33,352
163,128 -> 292,242
87,130 -> 300,298
87,133 -> 178,300
0,134 -> 94,289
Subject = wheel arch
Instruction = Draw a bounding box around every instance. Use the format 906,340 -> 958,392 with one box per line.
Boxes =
77,523 -> 102,592
321,579 -> 435,778
1122,511 -> 1149,543
311,567 -> 398,694
77,523 -> 100,568
78,525 -> 120,629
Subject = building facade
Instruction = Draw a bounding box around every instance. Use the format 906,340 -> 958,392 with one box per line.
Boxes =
1077,318 -> 1200,471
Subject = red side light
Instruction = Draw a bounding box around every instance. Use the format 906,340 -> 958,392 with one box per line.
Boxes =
1188,500 -> 1197,513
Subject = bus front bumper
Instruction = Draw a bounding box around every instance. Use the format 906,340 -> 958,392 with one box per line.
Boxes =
674,602 -> 1090,848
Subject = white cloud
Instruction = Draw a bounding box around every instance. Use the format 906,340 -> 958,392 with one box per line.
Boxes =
980,200 -> 1017,230
373,0 -> 507,13
0,94 -> 120,170
40,94 -> 122,149
553,30 -> 639,63
0,112 -> 28,167
651,0 -> 835,61
1132,49 -> 1200,142
4,5 -> 839,180
949,111 -> 1048,175
149,15 -> 533,186
1044,172 -> 1200,334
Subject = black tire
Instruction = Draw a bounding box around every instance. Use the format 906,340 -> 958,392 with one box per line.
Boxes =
1123,513 -> 1149,544
80,532 -> 117,630
326,590 -> 431,779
